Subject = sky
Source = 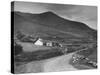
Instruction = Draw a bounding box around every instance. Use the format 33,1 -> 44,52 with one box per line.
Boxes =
13,1 -> 97,30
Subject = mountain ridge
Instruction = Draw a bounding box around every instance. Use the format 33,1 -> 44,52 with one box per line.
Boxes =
12,11 -> 97,40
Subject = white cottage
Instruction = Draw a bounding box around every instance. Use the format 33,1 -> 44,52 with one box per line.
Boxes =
34,37 -> 63,47
34,38 -> 43,46
34,38 -> 53,46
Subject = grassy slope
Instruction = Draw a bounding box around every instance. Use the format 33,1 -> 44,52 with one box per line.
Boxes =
14,12 -> 96,40
70,47 -> 97,69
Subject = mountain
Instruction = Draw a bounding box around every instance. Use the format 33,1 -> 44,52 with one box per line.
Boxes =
12,11 -> 97,41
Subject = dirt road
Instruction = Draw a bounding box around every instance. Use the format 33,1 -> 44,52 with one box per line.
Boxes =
15,52 -> 77,73
43,52 -> 77,72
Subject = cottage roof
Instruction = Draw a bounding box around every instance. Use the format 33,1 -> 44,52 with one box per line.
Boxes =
39,37 -> 63,43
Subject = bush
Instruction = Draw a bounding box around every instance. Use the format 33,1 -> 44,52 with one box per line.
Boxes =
14,44 -> 23,56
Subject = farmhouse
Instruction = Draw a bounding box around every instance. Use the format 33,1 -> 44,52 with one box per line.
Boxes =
34,37 -> 62,47
34,38 -> 43,46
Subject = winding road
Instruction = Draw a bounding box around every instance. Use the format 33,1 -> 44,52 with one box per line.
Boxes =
15,52 -> 77,73
43,52 -> 77,72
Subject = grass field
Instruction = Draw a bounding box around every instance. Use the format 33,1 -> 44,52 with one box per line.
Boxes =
70,46 -> 97,69
17,42 -> 52,52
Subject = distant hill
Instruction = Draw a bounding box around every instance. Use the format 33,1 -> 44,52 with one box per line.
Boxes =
12,11 -> 97,41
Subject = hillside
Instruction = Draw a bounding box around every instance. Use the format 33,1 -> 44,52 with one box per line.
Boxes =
12,11 -> 97,41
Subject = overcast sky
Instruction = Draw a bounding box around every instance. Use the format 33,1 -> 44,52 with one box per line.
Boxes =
13,1 -> 97,30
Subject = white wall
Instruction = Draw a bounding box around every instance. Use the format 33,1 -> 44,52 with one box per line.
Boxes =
34,39 -> 43,46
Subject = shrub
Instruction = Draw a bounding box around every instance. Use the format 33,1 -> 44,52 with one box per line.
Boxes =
14,44 -> 23,56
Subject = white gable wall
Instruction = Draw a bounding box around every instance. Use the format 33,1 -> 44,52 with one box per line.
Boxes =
34,38 -> 43,46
